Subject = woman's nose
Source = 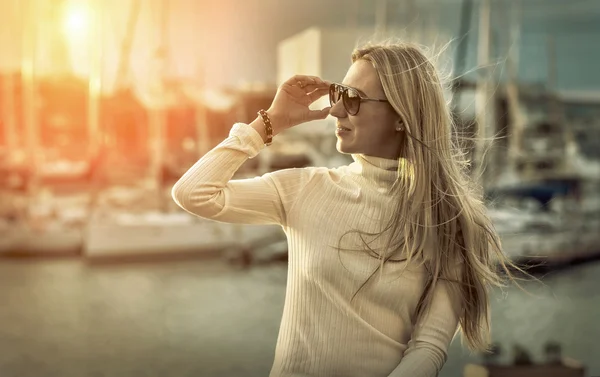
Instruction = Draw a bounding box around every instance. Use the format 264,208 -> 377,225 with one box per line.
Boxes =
329,98 -> 347,118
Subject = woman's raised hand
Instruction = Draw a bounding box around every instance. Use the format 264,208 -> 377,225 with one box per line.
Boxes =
266,75 -> 331,134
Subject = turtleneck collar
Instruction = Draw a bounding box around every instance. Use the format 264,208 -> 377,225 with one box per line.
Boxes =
349,153 -> 399,186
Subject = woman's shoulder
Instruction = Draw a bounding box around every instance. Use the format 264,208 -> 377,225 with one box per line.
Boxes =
307,164 -> 352,185
256,165 -> 351,201
266,163 -> 350,182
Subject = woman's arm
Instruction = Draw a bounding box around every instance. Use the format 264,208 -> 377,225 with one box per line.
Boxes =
172,74 -> 330,226
387,280 -> 461,377
171,118 -> 313,226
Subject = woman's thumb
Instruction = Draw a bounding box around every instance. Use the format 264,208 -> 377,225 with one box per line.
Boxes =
307,107 -> 331,121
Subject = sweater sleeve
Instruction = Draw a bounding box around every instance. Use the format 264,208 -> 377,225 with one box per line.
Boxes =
387,279 -> 461,377
171,123 -> 312,227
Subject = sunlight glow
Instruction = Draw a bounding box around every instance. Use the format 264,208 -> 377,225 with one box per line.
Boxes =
62,0 -> 96,77
63,1 -> 90,41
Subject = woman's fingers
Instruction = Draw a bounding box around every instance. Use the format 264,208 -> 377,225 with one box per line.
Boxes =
306,107 -> 331,121
286,82 -> 329,104
283,75 -> 309,88
307,87 -> 330,103
275,75 -> 331,127
284,74 -> 329,89
299,82 -> 328,95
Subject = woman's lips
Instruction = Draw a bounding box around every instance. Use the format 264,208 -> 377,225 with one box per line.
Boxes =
336,126 -> 351,136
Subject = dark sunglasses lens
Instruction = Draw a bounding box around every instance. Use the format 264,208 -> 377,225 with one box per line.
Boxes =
336,85 -> 344,102
329,85 -> 338,106
344,88 -> 360,115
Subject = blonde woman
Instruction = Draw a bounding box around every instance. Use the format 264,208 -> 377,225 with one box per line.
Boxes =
172,43 -> 519,377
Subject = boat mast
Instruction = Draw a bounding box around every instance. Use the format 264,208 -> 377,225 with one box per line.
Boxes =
149,0 -> 169,211
474,0 -> 491,187
375,0 -> 388,35
1,2 -> 18,153
22,0 -> 39,209
506,0 -> 523,174
1,73 -> 17,151
88,0 -> 103,165
194,62 -> 209,158
114,0 -> 141,91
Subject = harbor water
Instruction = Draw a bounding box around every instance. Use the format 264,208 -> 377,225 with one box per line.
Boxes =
0,256 -> 599,377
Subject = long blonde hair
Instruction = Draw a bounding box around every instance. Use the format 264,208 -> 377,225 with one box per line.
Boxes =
337,42 -> 529,352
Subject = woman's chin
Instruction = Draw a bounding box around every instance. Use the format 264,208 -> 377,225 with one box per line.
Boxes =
336,140 -> 356,155
335,140 -> 347,153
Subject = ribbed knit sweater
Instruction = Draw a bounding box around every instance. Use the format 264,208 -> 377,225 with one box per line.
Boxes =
171,122 -> 462,377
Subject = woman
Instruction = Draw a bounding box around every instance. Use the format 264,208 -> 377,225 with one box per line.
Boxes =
172,42 -> 519,377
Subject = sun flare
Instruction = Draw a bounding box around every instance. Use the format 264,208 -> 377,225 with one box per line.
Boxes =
63,1 -> 90,41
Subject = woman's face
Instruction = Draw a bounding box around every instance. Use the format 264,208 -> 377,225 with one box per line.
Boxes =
330,60 -> 404,160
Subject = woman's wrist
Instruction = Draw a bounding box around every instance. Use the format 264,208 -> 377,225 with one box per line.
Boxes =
249,109 -> 287,144
266,108 -> 289,133
249,116 -> 268,143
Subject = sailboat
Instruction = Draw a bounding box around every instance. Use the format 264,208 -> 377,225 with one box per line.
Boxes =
81,0 -> 286,260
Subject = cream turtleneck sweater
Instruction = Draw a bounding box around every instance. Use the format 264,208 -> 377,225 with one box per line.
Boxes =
171,122 -> 461,377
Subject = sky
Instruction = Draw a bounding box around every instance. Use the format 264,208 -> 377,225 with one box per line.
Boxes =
0,0 -> 598,92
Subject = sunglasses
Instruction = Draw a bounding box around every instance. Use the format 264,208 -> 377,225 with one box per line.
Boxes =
329,83 -> 389,115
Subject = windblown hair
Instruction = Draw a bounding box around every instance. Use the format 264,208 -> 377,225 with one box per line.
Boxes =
336,42 -> 529,352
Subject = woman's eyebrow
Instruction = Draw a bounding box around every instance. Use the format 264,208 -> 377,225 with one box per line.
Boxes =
354,87 -> 368,96
342,83 -> 368,96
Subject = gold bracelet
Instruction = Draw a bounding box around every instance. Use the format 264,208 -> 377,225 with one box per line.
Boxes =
257,109 -> 273,146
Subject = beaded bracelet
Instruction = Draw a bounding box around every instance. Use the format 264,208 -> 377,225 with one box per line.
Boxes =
257,109 -> 273,146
